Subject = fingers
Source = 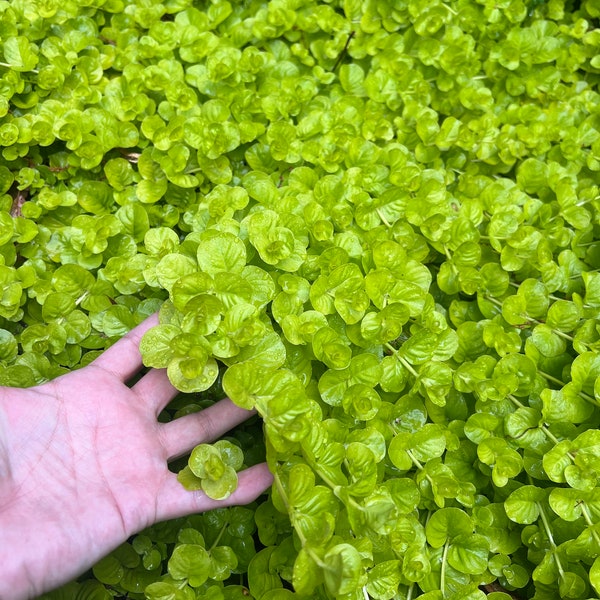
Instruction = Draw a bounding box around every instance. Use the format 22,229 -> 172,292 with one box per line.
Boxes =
91,313 -> 159,381
155,463 -> 274,522
159,398 -> 256,461
131,369 -> 179,414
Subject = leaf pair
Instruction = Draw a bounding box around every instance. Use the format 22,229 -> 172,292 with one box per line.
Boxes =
178,440 -> 243,500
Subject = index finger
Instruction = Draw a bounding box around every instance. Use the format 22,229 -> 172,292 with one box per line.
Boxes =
91,313 -> 159,381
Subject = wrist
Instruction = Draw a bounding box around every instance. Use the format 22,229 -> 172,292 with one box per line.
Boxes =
0,391 -> 34,600
0,387 -> 10,483
0,513 -> 36,600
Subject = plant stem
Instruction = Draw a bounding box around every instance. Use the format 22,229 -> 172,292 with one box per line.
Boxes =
537,370 -> 565,387
440,541 -> 449,595
331,30 -> 355,72
508,395 -> 577,459
580,503 -> 600,556
75,291 -> 89,306
210,521 -> 228,550
0,61 -> 39,73
533,323 -> 574,342
384,343 -> 419,377
538,502 -> 558,547
542,426 -> 577,461
581,503 -> 596,529
273,469 -> 326,568
406,449 -> 424,471
376,208 -> 392,228
484,295 -> 576,341
540,425 -> 562,446
507,394 -> 526,409
443,244 -> 453,262
538,502 -> 567,577
537,371 -> 599,406
507,281 -> 565,302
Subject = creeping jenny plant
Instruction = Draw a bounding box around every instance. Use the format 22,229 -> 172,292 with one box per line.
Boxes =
2,0 -> 600,598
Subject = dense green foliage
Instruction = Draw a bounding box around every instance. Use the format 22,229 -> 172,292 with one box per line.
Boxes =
2,0 -> 600,598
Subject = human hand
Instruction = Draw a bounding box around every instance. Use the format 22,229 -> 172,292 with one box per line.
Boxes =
0,314 -> 273,600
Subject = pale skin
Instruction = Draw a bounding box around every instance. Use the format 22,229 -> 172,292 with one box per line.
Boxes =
0,314 -> 273,600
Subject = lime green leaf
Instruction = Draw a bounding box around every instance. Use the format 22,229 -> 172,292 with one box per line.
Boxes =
426,508 -> 473,547
92,555 -> 124,586
312,326 -> 352,370
505,486 -> 546,524
292,547 -> 323,596
4,36 -> 39,72
140,324 -> 180,368
214,440 -> 244,470
201,466 -> 238,500
196,231 -> 246,276
342,383 -> 381,421
145,582 -> 195,600
0,329 -> 18,362
366,560 -> 401,600
322,543 -> 363,596
448,534 -> 490,575
177,466 -> 203,491
590,556 -> 600,596
168,545 -> 211,587
541,387 -> 593,424
167,356 -> 219,393
145,227 -> 180,257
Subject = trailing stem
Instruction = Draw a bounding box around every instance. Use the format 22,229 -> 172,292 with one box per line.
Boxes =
272,469 -> 327,569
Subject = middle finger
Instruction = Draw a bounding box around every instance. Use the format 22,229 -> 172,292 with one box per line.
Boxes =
159,398 -> 256,461
132,368 -> 179,414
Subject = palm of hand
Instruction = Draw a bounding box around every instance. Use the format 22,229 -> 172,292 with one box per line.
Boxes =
0,316 -> 272,599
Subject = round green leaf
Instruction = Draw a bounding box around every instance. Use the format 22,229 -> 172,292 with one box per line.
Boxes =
167,355 -> 219,393
425,508 -> 473,547
196,230 -> 247,276
504,486 -> 545,524
322,543 -> 363,596
448,534 -> 489,574
168,544 -> 211,587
